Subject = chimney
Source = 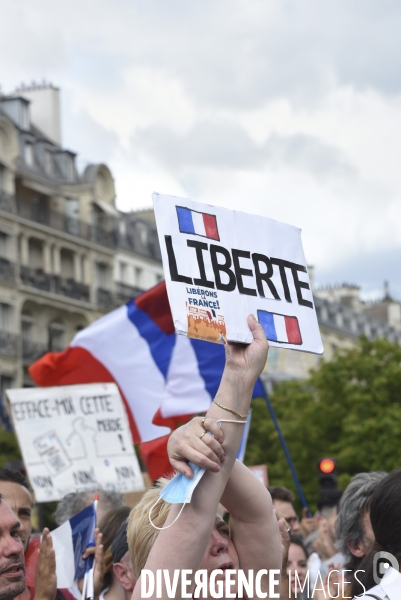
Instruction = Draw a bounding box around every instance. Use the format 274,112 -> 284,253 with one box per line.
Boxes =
384,280 -> 390,300
15,81 -> 61,146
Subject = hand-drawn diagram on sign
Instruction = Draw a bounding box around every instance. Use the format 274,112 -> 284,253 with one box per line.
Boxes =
153,193 -> 324,355
6,383 -> 144,502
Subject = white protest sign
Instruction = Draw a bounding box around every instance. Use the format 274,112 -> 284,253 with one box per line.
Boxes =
6,383 -> 145,502
153,193 -> 323,355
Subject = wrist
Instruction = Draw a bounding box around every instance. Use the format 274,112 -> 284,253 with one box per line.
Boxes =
222,367 -> 256,394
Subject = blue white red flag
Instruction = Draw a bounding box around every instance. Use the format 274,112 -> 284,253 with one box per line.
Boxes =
176,206 -> 220,241
51,503 -> 96,588
30,282 -> 265,479
258,310 -> 302,345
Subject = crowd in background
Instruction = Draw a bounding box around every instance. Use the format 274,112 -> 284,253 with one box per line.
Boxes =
1,321 -> 400,600
2,451 -> 400,598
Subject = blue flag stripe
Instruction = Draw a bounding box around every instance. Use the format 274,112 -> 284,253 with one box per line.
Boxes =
176,206 -> 195,234
258,310 -> 277,341
127,301 -> 176,380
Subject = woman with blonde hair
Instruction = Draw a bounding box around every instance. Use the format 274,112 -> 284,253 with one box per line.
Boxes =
128,315 -> 282,599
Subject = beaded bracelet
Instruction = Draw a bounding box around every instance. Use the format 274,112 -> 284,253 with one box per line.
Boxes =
213,400 -> 249,420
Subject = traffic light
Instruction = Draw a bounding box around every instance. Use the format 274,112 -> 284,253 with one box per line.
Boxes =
318,457 -> 338,490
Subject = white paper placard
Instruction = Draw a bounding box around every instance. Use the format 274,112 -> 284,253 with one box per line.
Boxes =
153,193 -> 323,355
6,383 -> 145,502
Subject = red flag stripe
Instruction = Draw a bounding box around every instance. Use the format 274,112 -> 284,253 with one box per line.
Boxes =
202,213 -> 219,241
29,346 -> 141,444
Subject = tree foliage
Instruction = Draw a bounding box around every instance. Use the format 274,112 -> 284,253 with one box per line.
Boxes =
245,337 -> 401,512
0,429 -> 22,468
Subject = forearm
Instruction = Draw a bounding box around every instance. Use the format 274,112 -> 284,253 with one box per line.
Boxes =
142,370 -> 255,584
221,460 -> 272,523
135,317 -> 268,599
221,460 -> 281,577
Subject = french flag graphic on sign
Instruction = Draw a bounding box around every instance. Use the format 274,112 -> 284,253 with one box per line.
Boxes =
258,310 -> 302,345
176,206 -> 220,241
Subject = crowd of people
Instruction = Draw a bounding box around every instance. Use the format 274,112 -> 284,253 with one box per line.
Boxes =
1,316 -> 401,599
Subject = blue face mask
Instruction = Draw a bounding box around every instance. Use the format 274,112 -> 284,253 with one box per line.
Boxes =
161,462 -> 206,504
148,462 -> 207,530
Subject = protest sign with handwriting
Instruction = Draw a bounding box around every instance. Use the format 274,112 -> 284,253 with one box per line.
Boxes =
153,193 -> 323,354
6,383 -> 144,502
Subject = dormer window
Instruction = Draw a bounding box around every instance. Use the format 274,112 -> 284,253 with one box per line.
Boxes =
44,150 -> 53,175
65,155 -> 75,181
24,142 -> 34,167
137,222 -> 148,245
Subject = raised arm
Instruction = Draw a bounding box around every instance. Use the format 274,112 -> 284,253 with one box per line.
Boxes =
221,460 -> 282,576
132,315 -> 269,599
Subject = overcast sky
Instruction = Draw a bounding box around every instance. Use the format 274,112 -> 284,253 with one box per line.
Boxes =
2,0 -> 401,299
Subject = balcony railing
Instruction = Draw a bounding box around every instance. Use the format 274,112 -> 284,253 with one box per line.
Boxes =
0,330 -> 19,357
52,275 -> 90,302
97,288 -> 114,309
20,265 -> 51,291
0,257 -> 16,284
20,266 -> 90,302
115,282 -> 142,304
22,339 -> 48,364
0,191 -> 115,249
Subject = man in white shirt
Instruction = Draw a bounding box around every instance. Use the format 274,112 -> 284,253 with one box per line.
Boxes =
355,566 -> 401,600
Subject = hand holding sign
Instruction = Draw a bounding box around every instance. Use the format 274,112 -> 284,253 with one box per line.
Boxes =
153,193 -> 323,354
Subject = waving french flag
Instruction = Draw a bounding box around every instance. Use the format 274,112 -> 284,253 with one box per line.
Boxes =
51,503 -> 96,588
29,282 -> 264,479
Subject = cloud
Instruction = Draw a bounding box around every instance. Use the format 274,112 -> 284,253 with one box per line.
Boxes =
316,246 -> 401,302
62,93 -> 120,168
133,119 -> 355,179
1,0 -> 401,298
2,0 -> 401,111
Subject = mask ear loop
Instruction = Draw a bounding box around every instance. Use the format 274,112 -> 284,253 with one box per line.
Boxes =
148,496 -> 188,530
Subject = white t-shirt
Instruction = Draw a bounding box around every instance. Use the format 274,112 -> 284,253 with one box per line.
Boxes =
353,567 -> 401,600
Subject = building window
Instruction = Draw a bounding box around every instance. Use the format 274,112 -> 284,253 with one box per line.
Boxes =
44,150 -> 53,175
0,303 -> 12,332
24,142 -> 34,167
65,156 -> 75,181
0,232 -> 9,259
119,262 -> 127,283
48,322 -> 64,352
60,248 -> 74,279
21,317 -> 33,343
96,263 -> 110,288
0,374 -> 14,428
28,238 -> 44,270
134,266 -> 143,288
0,164 -> 5,191
137,223 -> 148,245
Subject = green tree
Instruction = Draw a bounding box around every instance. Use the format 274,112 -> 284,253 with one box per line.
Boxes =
0,429 -> 22,468
245,337 -> 401,512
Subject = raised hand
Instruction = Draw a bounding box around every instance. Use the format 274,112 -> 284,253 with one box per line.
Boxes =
33,529 -> 56,600
224,315 -> 268,385
81,528 -> 104,600
168,417 -> 225,478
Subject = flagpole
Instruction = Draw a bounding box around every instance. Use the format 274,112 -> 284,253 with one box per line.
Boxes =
81,573 -> 88,600
261,382 -> 311,516
91,493 -> 99,600
83,493 -> 99,600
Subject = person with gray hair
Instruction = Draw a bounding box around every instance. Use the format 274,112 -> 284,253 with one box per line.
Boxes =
335,471 -> 387,576
54,491 -> 124,525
